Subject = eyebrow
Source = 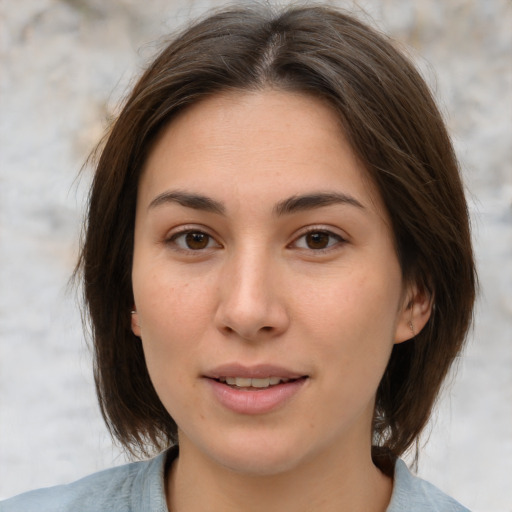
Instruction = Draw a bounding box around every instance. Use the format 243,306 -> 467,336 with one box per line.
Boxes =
148,190 -> 225,215
273,192 -> 364,216
147,190 -> 364,216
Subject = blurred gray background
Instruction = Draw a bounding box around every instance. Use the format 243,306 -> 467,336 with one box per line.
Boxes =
0,1 -> 511,510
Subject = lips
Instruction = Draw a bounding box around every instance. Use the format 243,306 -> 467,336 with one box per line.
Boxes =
204,364 -> 308,414
219,376 -> 292,388
204,363 -> 306,380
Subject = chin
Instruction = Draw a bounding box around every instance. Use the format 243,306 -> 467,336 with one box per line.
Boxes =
204,432 -> 307,476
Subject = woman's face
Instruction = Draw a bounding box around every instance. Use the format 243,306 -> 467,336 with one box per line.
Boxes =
132,90 -> 417,475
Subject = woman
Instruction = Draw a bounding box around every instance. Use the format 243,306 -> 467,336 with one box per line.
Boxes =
1,4 -> 476,511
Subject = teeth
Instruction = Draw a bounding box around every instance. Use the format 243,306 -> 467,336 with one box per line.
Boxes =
221,377 -> 291,388
252,378 -> 272,388
229,377 -> 252,387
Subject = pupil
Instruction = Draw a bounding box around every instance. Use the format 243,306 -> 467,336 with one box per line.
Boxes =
186,232 -> 208,250
306,232 -> 329,249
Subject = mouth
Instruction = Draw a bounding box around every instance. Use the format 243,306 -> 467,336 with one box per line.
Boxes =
204,366 -> 309,414
204,363 -> 308,388
214,376 -> 305,390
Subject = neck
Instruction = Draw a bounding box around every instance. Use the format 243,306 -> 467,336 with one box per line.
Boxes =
166,439 -> 392,512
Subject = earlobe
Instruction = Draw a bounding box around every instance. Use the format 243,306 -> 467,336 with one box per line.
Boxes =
395,284 -> 433,344
131,310 -> 141,337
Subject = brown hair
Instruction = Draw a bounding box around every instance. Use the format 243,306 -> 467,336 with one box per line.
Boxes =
78,4 -> 476,470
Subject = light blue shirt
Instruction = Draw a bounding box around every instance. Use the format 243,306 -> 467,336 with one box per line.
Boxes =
0,449 -> 470,511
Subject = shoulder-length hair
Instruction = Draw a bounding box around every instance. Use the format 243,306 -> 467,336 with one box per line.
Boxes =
78,4 -> 476,472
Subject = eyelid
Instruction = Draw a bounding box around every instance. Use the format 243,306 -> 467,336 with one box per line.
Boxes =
165,224 -> 222,251
163,224 -> 347,252
288,225 -> 348,251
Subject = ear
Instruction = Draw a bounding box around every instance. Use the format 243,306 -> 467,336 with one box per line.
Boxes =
394,283 -> 433,344
131,309 -> 141,337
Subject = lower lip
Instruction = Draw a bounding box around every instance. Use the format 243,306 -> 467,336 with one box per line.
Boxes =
205,378 -> 307,415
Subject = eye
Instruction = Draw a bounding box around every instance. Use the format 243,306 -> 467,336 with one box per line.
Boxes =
293,229 -> 344,251
169,230 -> 220,251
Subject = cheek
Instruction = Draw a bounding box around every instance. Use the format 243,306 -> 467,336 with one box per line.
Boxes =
297,269 -> 401,374
133,269 -> 214,378
136,263 -> 213,328
300,268 -> 400,331
135,281 -> 209,416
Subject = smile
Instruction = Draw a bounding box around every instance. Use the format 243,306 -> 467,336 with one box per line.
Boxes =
206,374 -> 308,415
218,377 -> 293,389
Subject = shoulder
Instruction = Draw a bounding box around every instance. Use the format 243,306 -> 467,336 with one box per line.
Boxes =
387,459 -> 471,512
0,450 -> 172,512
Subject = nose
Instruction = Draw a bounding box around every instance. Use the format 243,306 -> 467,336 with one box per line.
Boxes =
214,248 -> 290,342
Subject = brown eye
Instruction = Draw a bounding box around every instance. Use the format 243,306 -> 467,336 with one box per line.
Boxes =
186,232 -> 209,249
292,230 -> 344,251
305,232 -> 331,249
170,230 -> 218,251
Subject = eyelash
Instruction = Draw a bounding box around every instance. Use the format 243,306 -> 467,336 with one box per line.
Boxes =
167,228 -> 221,252
166,227 -> 346,254
290,228 -> 346,253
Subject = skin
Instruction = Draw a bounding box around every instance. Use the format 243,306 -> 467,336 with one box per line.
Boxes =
131,90 -> 431,512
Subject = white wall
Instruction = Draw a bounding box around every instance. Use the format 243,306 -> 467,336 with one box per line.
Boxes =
1,1 -> 510,510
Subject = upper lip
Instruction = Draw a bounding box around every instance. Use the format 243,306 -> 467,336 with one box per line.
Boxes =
204,363 -> 307,380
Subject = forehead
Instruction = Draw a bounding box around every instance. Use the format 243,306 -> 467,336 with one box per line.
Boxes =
139,89 -> 384,215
